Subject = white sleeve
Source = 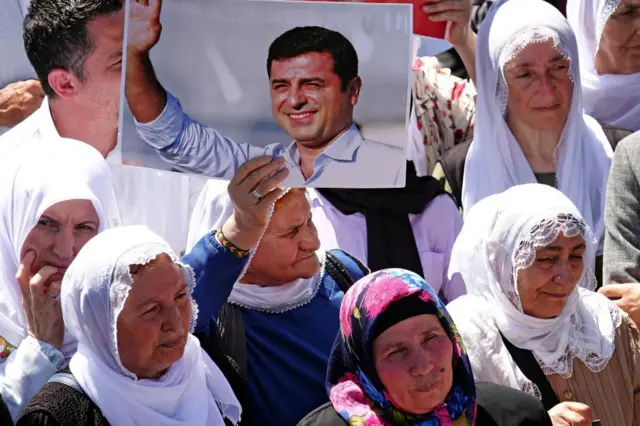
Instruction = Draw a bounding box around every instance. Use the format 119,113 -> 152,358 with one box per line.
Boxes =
0,336 -> 64,421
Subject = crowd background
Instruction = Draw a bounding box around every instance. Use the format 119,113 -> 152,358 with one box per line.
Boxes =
1,0 -> 639,425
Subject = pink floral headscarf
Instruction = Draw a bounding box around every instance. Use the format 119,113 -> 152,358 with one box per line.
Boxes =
326,268 -> 477,425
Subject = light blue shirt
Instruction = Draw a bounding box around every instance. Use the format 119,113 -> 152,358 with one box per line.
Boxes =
134,92 -> 405,188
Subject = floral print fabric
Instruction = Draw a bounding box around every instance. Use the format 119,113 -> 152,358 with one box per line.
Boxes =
326,268 -> 476,425
412,57 -> 476,175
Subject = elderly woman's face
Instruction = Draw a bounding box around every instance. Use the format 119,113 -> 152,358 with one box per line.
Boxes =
117,253 -> 191,379
373,314 -> 453,415
595,0 -> 640,75
243,190 -> 321,286
20,199 -> 99,282
503,39 -> 572,133
516,233 -> 585,319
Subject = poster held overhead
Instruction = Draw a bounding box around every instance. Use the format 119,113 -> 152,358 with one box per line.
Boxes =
119,0 -> 413,188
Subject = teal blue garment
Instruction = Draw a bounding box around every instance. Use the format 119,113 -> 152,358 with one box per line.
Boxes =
239,270 -> 347,426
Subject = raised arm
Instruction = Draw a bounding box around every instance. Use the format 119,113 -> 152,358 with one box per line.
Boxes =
183,156 -> 289,332
0,80 -> 44,128
125,0 -> 166,124
124,0 -> 276,178
423,0 -> 477,84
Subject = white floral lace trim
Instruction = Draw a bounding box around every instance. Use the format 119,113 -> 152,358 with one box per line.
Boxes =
511,214 -> 622,378
110,243 -> 198,379
228,251 -> 327,314
596,0 -> 622,52
533,302 -> 622,378
512,213 -> 596,309
496,26 -> 573,118
178,261 -> 199,334
522,380 -> 542,401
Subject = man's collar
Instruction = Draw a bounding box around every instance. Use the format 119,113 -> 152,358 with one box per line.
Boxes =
283,124 -> 364,167
36,97 -> 120,163
36,97 -> 61,140
305,188 -> 324,207
320,124 -> 363,162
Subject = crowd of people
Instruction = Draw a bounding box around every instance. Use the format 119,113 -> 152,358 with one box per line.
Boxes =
1,0 -> 639,425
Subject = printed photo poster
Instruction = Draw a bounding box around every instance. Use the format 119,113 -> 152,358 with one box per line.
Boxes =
118,0 -> 413,188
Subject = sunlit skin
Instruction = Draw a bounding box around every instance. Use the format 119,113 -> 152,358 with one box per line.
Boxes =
373,314 -> 454,414
503,39 -> 573,134
269,52 -> 361,178
79,10 -> 125,130
20,199 -> 99,283
595,0 -> 640,75
240,189 -> 321,286
117,254 -> 191,379
49,10 -> 124,156
517,233 -> 586,319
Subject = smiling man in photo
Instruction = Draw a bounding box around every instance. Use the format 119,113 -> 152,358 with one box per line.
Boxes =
125,0 -> 405,188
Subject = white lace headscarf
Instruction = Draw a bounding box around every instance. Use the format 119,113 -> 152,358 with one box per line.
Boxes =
62,225 -> 241,426
462,0 -> 613,248
447,184 -> 622,397
0,138 -> 116,358
567,0 -> 640,131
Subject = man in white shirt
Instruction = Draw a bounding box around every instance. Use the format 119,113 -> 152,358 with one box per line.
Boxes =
126,0 -> 405,188
0,0 -> 43,135
1,0 -> 202,254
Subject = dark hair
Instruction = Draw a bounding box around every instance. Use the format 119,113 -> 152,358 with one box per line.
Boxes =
267,26 -> 358,92
23,0 -> 123,97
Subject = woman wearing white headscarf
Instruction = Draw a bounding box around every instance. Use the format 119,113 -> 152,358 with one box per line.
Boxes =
461,0 -> 613,249
567,0 -> 640,131
18,226 -> 242,426
0,138 -> 116,421
447,184 -> 640,425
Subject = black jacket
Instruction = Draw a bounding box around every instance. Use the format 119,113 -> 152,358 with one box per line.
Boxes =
297,382 -> 552,426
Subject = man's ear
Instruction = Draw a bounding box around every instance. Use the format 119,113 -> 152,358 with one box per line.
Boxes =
48,68 -> 81,99
348,76 -> 362,106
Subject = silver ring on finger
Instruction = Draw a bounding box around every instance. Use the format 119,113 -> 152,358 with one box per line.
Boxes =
47,291 -> 59,299
252,189 -> 263,201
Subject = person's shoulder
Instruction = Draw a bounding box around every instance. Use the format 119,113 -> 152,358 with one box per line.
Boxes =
326,249 -> 369,279
296,402 -> 347,426
615,131 -> 640,156
19,381 -> 108,426
475,381 -> 552,426
420,193 -> 460,216
0,109 -> 41,147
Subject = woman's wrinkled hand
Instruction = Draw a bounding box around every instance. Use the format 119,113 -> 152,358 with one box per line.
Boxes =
421,0 -> 473,48
548,401 -> 592,426
222,156 -> 289,250
16,250 -> 65,349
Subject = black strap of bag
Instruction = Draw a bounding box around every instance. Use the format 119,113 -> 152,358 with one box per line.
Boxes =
500,332 -> 560,411
215,250 -> 367,381
325,251 -> 368,294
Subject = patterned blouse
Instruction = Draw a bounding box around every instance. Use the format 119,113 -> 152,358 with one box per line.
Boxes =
412,56 -> 476,174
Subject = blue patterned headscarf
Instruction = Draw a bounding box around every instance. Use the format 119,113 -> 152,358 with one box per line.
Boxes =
326,268 -> 476,425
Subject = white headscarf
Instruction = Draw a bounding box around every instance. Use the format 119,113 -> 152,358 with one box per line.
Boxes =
447,184 -> 622,396
62,225 -> 241,426
567,0 -> 640,131
462,0 -> 613,245
0,138 -> 116,356
186,182 -> 326,312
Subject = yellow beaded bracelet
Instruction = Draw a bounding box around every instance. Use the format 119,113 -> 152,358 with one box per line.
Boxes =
215,229 -> 250,258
